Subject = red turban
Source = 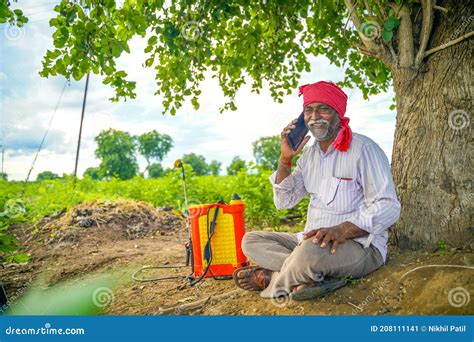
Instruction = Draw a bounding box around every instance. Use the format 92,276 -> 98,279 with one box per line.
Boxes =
298,81 -> 352,152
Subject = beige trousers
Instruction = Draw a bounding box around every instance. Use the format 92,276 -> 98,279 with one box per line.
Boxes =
241,231 -> 384,298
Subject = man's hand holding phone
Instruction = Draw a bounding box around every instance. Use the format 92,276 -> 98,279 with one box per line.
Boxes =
280,118 -> 311,163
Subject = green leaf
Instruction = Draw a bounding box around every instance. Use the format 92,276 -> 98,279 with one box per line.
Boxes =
147,35 -> 157,45
105,0 -> 115,9
60,26 -> 69,38
9,253 -> 29,263
0,233 -> 20,253
384,17 -> 400,31
145,57 -> 154,67
381,29 -> 393,42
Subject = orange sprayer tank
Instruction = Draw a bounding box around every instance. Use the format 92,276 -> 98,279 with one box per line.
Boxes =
188,198 -> 249,277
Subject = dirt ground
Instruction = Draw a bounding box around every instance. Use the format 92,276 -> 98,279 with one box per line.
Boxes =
2,200 -> 473,315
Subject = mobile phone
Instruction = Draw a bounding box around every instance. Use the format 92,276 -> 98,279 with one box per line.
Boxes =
286,112 -> 309,151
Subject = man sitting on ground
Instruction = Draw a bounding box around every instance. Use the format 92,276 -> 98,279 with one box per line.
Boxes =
233,81 -> 401,300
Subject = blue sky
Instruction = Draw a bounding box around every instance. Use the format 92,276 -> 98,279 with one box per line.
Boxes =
0,1 -> 396,181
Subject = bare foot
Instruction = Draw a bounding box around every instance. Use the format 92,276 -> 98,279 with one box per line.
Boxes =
233,266 -> 273,291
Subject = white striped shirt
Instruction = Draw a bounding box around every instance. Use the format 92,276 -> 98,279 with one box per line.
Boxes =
269,133 -> 401,262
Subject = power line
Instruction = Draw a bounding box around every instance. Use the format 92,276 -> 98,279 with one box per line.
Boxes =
73,72 -> 90,185
21,79 -> 69,195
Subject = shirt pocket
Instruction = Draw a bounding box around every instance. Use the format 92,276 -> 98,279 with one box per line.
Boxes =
322,175 -> 359,213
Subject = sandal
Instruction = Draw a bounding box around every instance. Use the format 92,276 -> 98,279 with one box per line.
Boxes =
232,266 -> 272,291
289,277 -> 347,301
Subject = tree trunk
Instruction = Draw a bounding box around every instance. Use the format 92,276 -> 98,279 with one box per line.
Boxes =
390,1 -> 473,250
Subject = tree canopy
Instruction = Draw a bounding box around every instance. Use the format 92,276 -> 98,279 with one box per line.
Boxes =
0,172 -> 7,181
227,156 -> 247,175
181,153 -> 210,176
83,166 -> 101,180
35,0 -> 397,115
148,163 -> 164,178
36,171 -> 60,181
95,128 -> 138,180
252,135 -> 281,171
137,130 -> 173,175
208,160 -> 222,176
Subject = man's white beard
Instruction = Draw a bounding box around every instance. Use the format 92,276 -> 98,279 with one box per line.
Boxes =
307,118 -> 340,141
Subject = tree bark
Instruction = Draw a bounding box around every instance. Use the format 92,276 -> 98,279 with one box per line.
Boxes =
390,0 -> 473,249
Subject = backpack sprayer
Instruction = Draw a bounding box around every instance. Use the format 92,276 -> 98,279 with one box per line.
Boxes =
132,160 -> 248,285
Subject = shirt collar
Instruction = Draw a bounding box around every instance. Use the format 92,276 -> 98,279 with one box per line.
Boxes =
313,140 -> 336,157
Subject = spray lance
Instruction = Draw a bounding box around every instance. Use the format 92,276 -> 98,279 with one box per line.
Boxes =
173,159 -> 193,271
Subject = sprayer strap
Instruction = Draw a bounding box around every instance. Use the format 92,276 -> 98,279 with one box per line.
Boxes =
203,204 -> 220,263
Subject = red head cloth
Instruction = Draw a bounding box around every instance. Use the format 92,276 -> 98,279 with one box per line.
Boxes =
298,81 -> 352,152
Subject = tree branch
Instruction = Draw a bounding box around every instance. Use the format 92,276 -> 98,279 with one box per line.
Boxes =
424,30 -> 474,58
388,41 -> 398,64
374,0 -> 388,20
392,3 -> 415,68
352,41 -> 378,57
410,0 -> 448,14
344,0 -> 394,65
362,0 -> 378,21
433,5 -> 448,14
344,0 -> 379,53
415,0 -> 434,66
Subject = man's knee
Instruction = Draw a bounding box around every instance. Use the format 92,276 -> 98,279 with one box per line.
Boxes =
298,238 -> 330,260
285,239 -> 328,271
241,231 -> 264,257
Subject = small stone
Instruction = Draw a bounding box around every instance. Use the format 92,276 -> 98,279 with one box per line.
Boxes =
78,217 -> 94,228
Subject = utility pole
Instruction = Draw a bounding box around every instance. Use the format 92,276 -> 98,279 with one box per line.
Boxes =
73,72 -> 90,186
